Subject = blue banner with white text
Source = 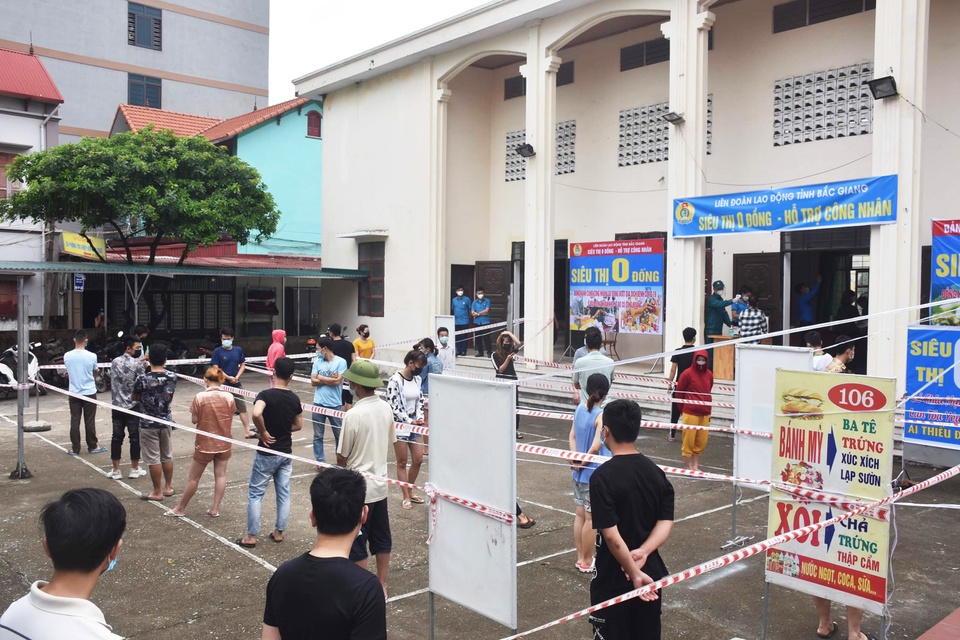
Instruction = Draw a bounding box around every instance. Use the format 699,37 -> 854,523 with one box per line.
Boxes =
672,175 -> 898,237
904,326 -> 960,450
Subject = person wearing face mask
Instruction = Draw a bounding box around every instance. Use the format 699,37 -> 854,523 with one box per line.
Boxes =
705,280 -> 736,344
385,350 -> 427,510
674,349 -> 714,472
209,327 -> 253,437
492,330 -> 524,439
471,287 -> 492,357
310,337 -> 349,464
107,336 -> 146,480
337,360 -> 396,595
824,336 -> 856,374
451,285 -> 471,356
63,330 -> 106,456
353,324 -> 376,360
436,327 -> 456,372
0,488 -> 126,640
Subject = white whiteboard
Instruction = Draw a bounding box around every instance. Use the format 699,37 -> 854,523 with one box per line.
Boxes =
427,375 -> 517,629
733,344 -> 813,487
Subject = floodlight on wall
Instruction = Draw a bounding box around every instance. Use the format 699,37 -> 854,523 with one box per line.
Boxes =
515,143 -> 536,158
661,112 -> 685,125
866,75 -> 898,100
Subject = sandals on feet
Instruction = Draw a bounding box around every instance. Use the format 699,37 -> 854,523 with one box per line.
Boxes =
409,494 -> 425,504
402,500 -> 413,510
518,516 -> 537,529
816,622 -> 838,639
269,532 -> 283,543
206,510 -> 220,518
235,538 -> 256,548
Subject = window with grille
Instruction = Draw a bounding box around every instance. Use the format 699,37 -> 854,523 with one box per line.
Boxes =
618,96 -> 712,167
128,74 -> 162,108
306,110 -> 322,138
773,62 -> 874,147
0,153 -> 22,200
774,0 -> 876,34
358,242 -> 385,317
504,129 -> 526,182
128,3 -> 161,50
555,120 -> 576,175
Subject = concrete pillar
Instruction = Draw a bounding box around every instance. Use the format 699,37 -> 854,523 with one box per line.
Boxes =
663,0 -> 714,351
519,22 -> 560,363
868,0 -> 928,391
429,71 -> 452,315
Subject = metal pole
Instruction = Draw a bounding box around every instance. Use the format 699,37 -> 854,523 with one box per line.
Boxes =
12,276 -> 31,479
760,581 -> 770,640
428,591 -> 435,640
104,272 -> 108,333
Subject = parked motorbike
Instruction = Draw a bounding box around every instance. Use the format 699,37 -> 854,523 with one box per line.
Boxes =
0,342 -> 47,398
169,337 -> 198,377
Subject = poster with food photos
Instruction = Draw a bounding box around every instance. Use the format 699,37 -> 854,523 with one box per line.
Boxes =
765,369 -> 894,614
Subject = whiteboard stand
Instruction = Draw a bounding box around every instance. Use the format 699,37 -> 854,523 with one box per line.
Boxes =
720,482 -> 753,549
427,375 -> 518,634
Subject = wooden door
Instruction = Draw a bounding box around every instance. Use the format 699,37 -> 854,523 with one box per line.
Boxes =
734,252 -> 783,343
475,261 -> 511,324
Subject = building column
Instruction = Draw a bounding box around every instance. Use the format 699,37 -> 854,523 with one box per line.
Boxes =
868,0 -> 928,390
663,1 -> 714,351
429,72 -> 452,315
519,22 -> 560,364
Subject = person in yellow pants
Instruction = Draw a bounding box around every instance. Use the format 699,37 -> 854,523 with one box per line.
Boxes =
674,349 -> 714,472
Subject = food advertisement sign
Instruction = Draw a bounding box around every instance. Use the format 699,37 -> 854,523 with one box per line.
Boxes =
568,239 -> 663,335
765,369 -> 894,614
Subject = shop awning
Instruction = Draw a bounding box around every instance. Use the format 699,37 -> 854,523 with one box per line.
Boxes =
0,260 -> 367,280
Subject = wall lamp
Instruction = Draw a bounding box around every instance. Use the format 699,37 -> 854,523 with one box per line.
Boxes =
866,75 -> 898,100
661,112 -> 685,125
515,143 -> 536,158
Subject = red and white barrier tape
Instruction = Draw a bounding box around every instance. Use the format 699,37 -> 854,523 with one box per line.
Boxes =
500,462 -> 960,639
33,379 -> 511,526
37,351 -> 315,370
375,319 -> 525,351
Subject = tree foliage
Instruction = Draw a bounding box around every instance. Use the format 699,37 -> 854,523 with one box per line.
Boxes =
0,127 -> 280,264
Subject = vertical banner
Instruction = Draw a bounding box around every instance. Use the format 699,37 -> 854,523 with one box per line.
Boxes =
765,369 -> 894,614
929,219 -> 960,324
904,326 -> 960,450
568,239 -> 664,335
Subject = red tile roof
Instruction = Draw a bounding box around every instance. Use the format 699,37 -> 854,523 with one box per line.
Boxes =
0,47 -> 63,104
202,97 -> 310,143
113,104 -> 222,137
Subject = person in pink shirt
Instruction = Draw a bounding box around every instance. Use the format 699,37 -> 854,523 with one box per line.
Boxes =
266,330 -> 287,387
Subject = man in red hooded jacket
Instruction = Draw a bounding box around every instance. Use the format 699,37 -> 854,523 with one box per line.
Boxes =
674,349 -> 713,471
266,330 -> 287,387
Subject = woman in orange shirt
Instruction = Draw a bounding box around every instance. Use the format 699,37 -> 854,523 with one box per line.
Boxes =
353,324 -> 376,359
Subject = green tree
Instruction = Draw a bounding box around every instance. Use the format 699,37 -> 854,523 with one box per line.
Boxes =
0,127 -> 280,265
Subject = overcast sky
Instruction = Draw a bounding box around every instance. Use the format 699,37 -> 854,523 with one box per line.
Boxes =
269,0 -> 489,102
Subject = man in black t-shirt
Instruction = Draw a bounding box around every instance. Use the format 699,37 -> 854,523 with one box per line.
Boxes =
262,467 -> 387,640
237,358 -> 303,549
589,399 -> 675,640
327,323 -> 357,410
667,327 -> 698,440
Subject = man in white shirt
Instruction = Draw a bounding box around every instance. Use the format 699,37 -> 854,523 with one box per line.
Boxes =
337,360 -> 397,596
573,329 -> 616,405
436,327 -> 456,372
63,330 -> 105,456
0,488 -> 125,640
805,331 -> 833,372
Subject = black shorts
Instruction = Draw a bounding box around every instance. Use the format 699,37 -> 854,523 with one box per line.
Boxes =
341,388 -> 353,405
589,592 -> 662,640
349,499 -> 391,561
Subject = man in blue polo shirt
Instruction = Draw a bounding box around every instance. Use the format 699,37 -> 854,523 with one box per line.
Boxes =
310,336 -> 348,463
209,327 -> 253,437
451,285 -> 471,357
63,330 -> 106,456
471,287 -> 492,358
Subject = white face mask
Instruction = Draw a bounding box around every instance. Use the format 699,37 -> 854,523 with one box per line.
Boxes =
456,290 -> 464,297
696,359 -> 707,366
477,294 -> 484,300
